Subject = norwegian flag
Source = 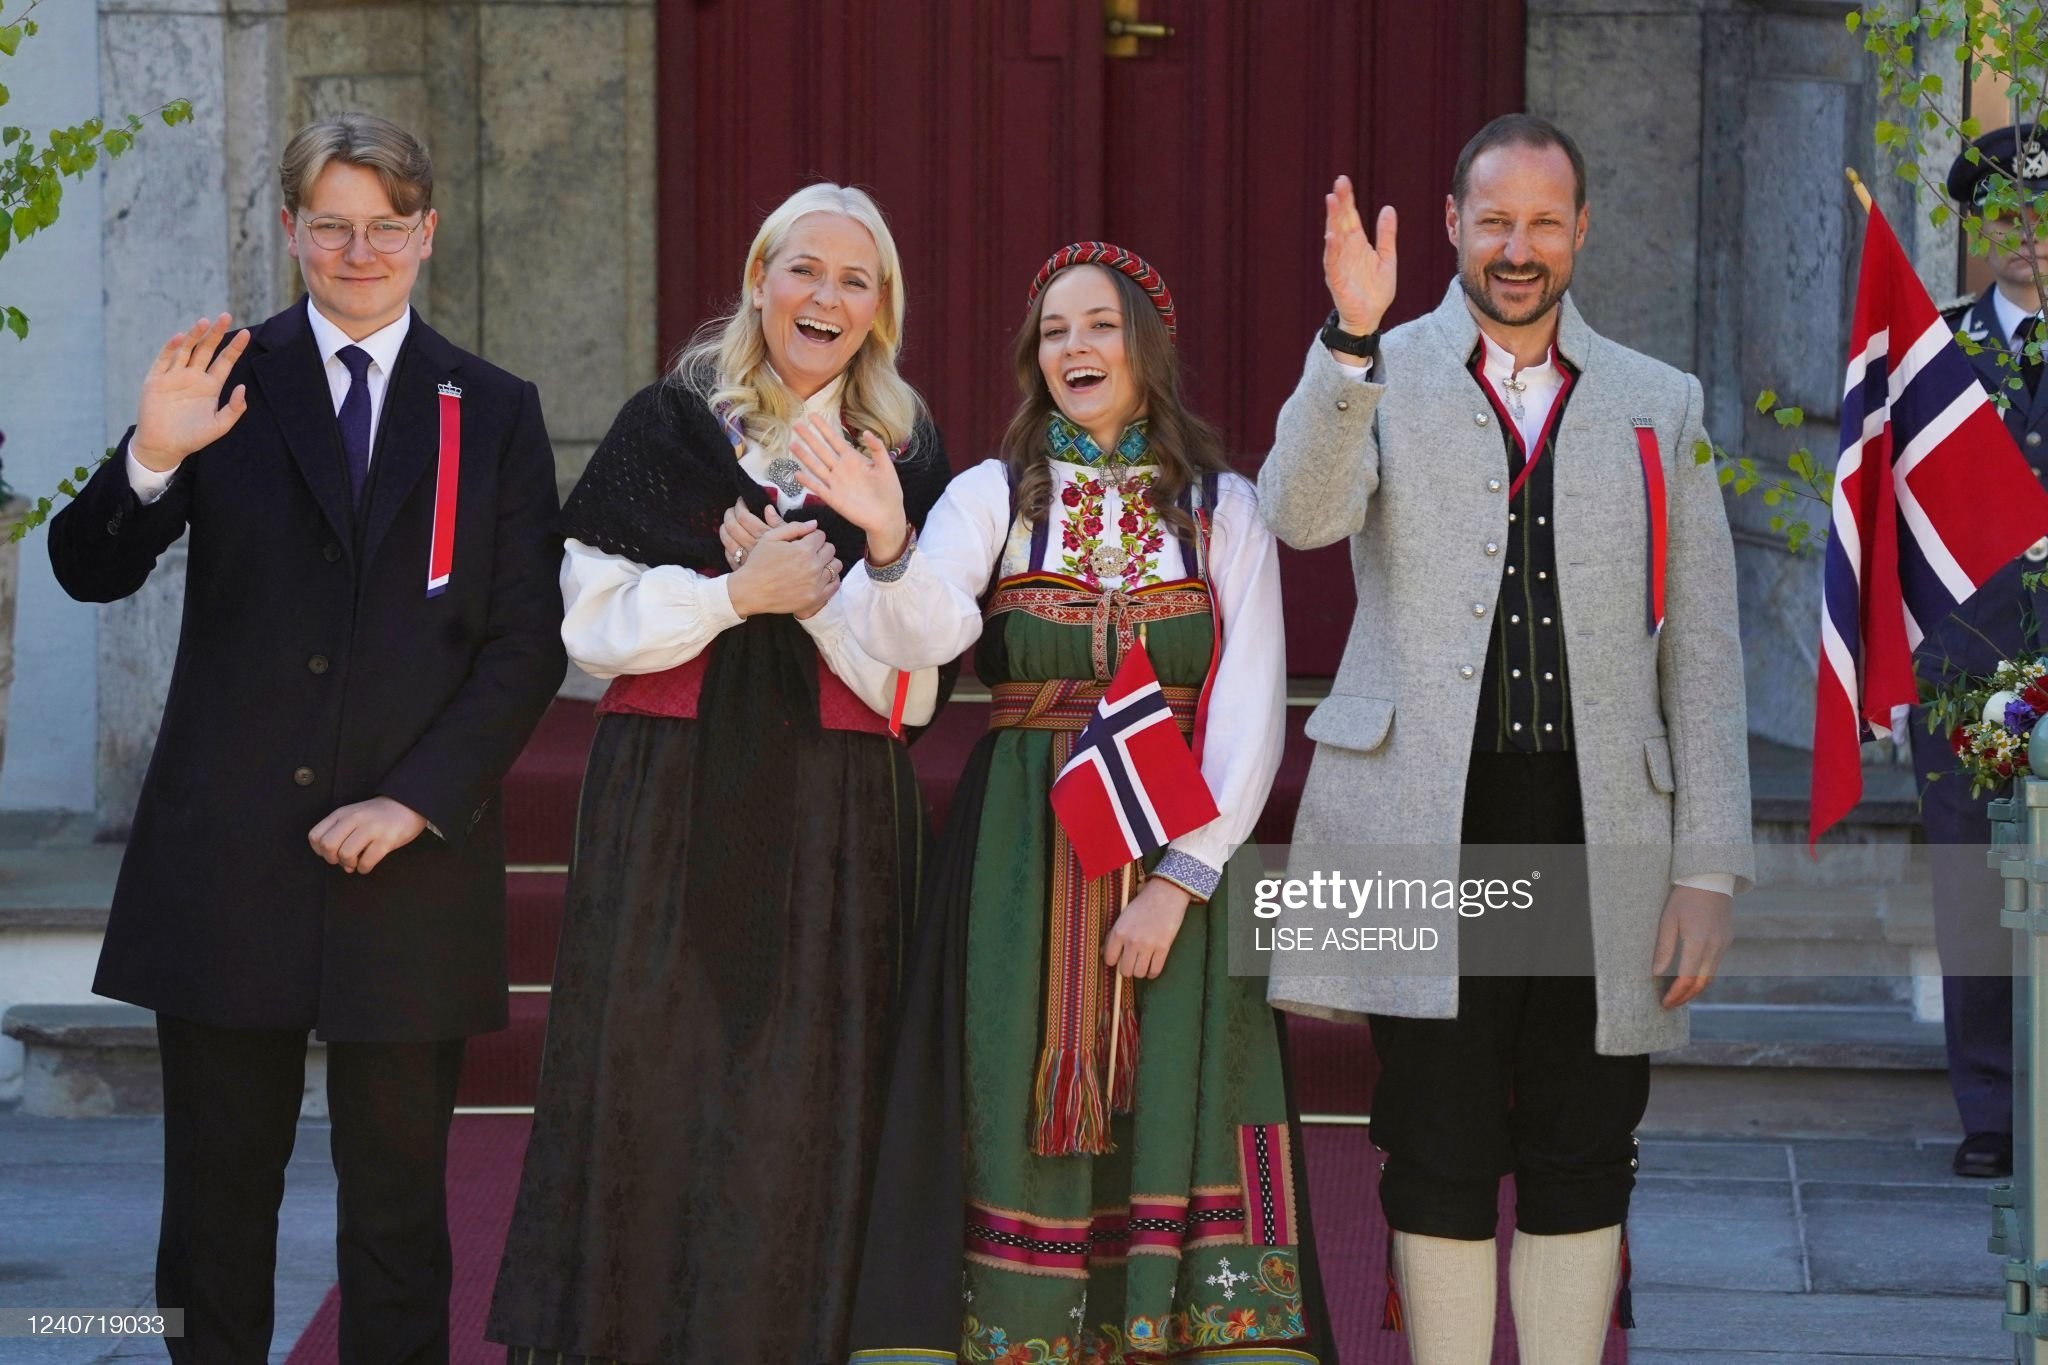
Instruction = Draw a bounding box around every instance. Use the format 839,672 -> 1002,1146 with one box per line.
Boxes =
1050,642 -> 1219,880
1810,204 -> 2048,843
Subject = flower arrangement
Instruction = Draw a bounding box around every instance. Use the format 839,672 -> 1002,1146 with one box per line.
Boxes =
1937,655 -> 2048,795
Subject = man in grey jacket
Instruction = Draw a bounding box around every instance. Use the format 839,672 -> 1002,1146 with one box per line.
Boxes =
1260,115 -> 1754,1363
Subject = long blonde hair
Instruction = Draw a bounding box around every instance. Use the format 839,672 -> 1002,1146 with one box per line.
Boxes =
675,183 -> 921,455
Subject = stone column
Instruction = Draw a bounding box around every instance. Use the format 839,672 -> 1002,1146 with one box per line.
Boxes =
0,4 -> 110,829
1531,0 -> 1923,752
1526,0 -> 1707,373
96,0 -> 214,835
472,0 -> 659,503
1696,0 -> 1955,752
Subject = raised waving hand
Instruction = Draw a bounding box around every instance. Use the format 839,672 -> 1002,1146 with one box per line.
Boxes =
1323,176 -> 1397,339
131,314 -> 252,473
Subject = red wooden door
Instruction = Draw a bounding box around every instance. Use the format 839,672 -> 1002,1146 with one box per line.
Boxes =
657,0 -> 1524,675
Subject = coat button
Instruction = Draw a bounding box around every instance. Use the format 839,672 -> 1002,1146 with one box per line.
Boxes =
1472,602 -> 1487,617
1475,412 -> 1489,426
1488,478 -> 1502,493
293,766 -> 315,787
1485,542 -> 1500,556
106,517 -> 122,536
1335,398 -> 1351,412
1458,665 -> 1475,680
307,655 -> 330,675
323,542 -> 343,563
2029,432 -> 2043,448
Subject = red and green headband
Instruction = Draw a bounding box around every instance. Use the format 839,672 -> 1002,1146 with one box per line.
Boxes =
1026,241 -> 1177,341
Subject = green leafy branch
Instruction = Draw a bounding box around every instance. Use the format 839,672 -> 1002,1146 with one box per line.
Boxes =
1695,390 -> 1836,556
1854,2 -> 2047,386
8,449 -> 113,541
0,1 -> 194,521
1,98 -> 195,341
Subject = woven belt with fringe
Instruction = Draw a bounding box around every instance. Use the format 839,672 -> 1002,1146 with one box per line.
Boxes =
987,677 -> 1200,1156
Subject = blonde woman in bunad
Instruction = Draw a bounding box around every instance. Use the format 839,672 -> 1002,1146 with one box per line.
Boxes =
486,182 -> 952,1365
800,243 -> 1333,1365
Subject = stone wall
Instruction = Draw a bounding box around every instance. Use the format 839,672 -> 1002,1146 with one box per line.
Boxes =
1528,0 -> 1961,751
0,7 -> 109,828
82,0 -> 654,832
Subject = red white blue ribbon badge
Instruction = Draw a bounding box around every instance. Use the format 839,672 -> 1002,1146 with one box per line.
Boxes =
427,382 -> 462,598
1632,418 -> 1667,635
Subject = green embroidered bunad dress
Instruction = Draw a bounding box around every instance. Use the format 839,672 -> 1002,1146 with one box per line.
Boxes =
837,418 -> 1327,1365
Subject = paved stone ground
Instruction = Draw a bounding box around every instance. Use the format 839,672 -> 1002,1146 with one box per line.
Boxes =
1627,1137 -> 2015,1362
0,1109 -> 335,1364
0,1108 -> 2023,1362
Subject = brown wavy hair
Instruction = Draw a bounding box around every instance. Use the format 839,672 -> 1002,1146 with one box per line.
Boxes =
998,264 -> 1230,545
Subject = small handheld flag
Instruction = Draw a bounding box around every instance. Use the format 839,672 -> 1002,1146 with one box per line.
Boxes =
1049,641 -> 1219,880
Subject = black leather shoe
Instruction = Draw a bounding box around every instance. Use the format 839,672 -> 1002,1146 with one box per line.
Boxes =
1954,1132 -> 2013,1178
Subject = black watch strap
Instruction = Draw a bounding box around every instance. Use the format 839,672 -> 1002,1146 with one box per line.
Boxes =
1320,309 -> 1379,358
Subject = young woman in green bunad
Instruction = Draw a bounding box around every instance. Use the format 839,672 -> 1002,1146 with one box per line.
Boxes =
793,243 -> 1331,1365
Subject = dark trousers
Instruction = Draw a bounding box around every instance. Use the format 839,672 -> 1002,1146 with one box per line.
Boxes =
1910,715 -> 2017,1137
155,1014 -> 465,1364
1367,750 -> 1649,1240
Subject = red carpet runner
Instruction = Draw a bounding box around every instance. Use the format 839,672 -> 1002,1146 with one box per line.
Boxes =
284,700 -> 1626,1363
283,1117 -> 1625,1364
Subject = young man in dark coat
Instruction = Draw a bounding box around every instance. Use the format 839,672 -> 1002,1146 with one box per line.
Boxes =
1909,121 -> 2047,1180
47,112 -> 566,1361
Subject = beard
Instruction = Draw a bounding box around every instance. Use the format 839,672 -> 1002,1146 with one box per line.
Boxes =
1459,255 -> 1572,328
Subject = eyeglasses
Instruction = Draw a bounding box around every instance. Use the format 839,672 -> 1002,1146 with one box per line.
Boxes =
298,214 -> 427,255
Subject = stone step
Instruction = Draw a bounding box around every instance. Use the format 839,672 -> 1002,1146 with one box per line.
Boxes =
5,994 -> 1953,1121
1663,1003 -> 1947,1070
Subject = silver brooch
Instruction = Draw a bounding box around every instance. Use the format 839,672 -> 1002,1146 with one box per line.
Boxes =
1501,373 -> 1528,423
764,455 -> 805,499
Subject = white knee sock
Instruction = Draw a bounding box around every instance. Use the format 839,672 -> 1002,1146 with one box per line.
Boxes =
1390,1230 -> 1497,1365
1508,1224 -> 1624,1365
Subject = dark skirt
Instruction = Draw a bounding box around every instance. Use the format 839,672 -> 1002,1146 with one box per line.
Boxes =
488,710 -> 925,1365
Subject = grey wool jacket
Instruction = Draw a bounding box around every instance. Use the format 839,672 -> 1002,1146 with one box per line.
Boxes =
1259,280 -> 1755,1055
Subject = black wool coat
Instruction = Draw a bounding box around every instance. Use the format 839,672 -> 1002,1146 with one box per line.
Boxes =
49,297 -> 567,1040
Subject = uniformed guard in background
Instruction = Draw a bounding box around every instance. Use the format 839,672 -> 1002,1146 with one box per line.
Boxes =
1910,120 -> 2048,1180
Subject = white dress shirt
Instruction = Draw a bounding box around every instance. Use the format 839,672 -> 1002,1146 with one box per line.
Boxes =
1475,331 -> 1565,452
127,301 -> 412,504
837,458 -> 1287,879
558,377 -> 938,725
1993,286 -> 2045,350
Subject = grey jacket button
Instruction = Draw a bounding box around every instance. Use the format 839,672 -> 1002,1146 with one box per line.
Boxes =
1458,664 -> 1476,680
1335,399 -> 1351,412
1488,478 -> 1502,493
1475,412 -> 1489,426
1472,602 -> 1487,617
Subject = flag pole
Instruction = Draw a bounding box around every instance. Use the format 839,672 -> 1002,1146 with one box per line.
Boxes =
1845,166 -> 1874,215
1108,861 -> 1132,1102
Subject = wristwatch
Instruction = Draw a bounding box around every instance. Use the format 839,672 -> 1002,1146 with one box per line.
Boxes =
1320,309 -> 1379,358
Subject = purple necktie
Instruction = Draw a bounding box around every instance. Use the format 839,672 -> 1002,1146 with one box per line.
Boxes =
337,344 -> 372,506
